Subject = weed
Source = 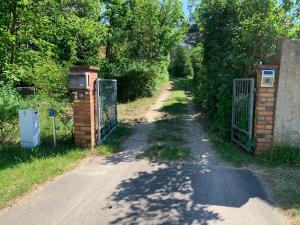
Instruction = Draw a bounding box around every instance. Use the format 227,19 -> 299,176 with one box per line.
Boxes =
143,78 -> 191,161
144,143 -> 190,161
98,124 -> 132,155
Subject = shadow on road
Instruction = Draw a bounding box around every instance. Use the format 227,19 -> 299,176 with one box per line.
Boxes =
108,162 -> 271,225
104,78 -> 275,225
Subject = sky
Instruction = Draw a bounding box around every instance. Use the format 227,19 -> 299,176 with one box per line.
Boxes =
181,0 -> 190,17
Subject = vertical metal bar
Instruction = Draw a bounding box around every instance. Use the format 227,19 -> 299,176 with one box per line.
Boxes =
115,80 -> 118,125
245,81 -> 249,130
248,78 -> 255,146
231,79 -> 236,142
96,79 -> 101,145
243,81 -> 245,113
241,80 -> 244,123
237,80 -> 240,126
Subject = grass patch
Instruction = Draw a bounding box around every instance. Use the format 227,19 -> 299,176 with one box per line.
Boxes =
143,78 -> 191,161
97,124 -> 132,155
264,145 -> 300,167
144,143 -> 190,161
0,142 -> 88,209
211,135 -> 258,167
118,83 -> 170,123
211,135 -> 300,167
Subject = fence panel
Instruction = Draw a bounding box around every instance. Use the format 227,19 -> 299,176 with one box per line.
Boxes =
231,78 -> 255,152
96,79 -> 118,144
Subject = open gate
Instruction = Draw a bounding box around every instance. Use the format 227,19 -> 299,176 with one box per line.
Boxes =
231,78 -> 255,152
96,79 -> 118,145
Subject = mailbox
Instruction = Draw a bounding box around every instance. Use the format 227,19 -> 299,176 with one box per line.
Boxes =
69,72 -> 89,89
261,70 -> 275,87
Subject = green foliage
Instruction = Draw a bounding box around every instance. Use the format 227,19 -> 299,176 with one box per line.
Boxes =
98,124 -> 132,155
169,46 -> 194,78
0,83 -> 23,140
192,0 -> 292,139
114,60 -> 169,102
0,0 -> 106,93
101,0 -> 186,99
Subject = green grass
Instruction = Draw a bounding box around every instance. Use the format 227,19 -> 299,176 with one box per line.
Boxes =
144,143 -> 190,161
210,132 -> 300,167
97,124 -> 132,155
210,135 -> 258,167
0,142 -> 88,209
143,78 -> 191,161
0,98 -> 88,209
264,145 -> 300,167
118,85 -> 168,123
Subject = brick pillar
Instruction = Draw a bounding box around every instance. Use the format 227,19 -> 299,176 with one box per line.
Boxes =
69,66 -> 99,148
254,65 -> 279,154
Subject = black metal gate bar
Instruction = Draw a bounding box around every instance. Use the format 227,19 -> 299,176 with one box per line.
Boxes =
231,78 -> 255,152
96,79 -> 118,145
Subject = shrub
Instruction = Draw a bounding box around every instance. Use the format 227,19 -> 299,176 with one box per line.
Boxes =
169,46 -> 194,78
192,0 -> 288,139
0,83 -> 23,142
30,59 -> 69,100
112,60 -> 169,102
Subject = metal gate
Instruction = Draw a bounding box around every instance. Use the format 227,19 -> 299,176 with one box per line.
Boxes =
231,78 -> 255,152
96,79 -> 118,144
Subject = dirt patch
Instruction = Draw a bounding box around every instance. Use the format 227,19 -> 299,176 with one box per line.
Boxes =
118,83 -> 171,123
120,83 -> 172,156
183,101 -> 220,165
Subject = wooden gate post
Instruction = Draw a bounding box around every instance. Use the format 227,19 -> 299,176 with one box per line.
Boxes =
254,65 -> 278,154
69,66 -> 99,148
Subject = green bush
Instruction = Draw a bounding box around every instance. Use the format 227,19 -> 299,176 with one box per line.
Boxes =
192,0 -> 289,139
169,46 -> 194,78
0,83 -> 23,142
113,60 -> 169,102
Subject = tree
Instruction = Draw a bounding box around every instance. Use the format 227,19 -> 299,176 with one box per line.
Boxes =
170,46 -> 193,77
0,0 -> 106,95
100,0 -> 187,100
192,0 -> 292,138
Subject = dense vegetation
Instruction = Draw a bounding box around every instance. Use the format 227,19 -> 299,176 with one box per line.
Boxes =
100,0 -> 186,101
191,0 -> 300,139
0,0 -> 186,142
169,46 -> 193,78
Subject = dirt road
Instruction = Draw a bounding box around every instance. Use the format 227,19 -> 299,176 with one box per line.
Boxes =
0,84 -> 283,225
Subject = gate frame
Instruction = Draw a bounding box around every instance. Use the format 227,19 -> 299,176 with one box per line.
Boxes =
96,78 -> 118,145
231,78 -> 255,152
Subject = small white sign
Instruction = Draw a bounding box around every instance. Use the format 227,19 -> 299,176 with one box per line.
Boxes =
261,70 -> 275,87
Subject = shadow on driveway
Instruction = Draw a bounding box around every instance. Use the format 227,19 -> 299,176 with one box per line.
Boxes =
108,162 -> 272,225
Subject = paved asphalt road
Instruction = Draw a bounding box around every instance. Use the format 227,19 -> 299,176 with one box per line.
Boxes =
0,125 -> 283,225
0,88 -> 283,225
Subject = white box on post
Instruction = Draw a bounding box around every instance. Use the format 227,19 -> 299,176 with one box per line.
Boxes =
19,109 -> 40,148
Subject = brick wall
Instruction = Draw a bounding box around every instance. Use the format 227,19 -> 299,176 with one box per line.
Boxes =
70,66 -> 99,148
254,65 -> 278,154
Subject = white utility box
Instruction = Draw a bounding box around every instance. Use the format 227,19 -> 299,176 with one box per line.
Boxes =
19,109 -> 40,148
